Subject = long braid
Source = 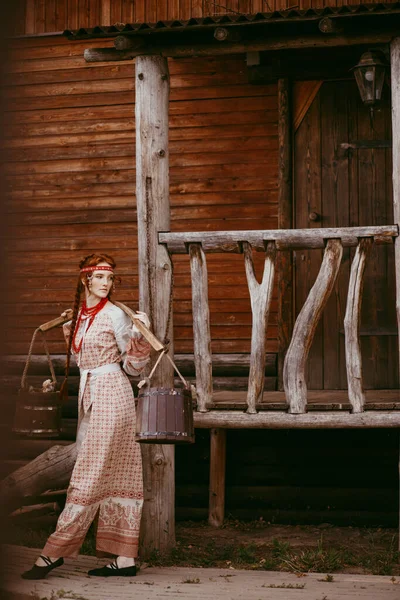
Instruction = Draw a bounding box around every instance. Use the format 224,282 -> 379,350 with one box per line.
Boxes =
65,276 -> 84,378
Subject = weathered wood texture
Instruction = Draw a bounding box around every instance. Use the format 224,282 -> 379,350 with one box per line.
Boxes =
159,226 -> 396,253
294,80 -> 398,391
0,353 -> 278,377
391,38 -> 400,401
208,428 -> 226,527
284,239 -> 343,414
390,38 -> 400,553
344,238 -> 372,413
189,244 -> 212,412
3,36 -> 278,357
17,1 -> 400,36
243,242 -> 276,413
277,78 -> 293,392
194,411 -> 400,429
84,33 -> 400,61
135,54 -> 175,555
0,442 -> 77,516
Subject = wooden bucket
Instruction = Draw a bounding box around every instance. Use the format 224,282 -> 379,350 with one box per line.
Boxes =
135,387 -> 195,444
13,389 -> 62,438
13,325 -> 66,439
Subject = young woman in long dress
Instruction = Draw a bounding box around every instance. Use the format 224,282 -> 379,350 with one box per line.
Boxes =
22,253 -> 151,579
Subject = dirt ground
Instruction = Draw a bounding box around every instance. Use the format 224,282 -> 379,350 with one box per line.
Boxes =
3,514 -> 399,576
177,520 -> 395,551
171,521 -> 399,575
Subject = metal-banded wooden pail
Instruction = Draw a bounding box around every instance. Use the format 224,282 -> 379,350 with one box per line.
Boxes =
135,387 -> 195,444
13,323 -> 68,439
13,388 -> 62,438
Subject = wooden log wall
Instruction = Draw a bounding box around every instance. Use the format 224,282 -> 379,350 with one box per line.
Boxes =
2,35 -> 279,362
176,428 -> 399,526
8,1 -> 398,37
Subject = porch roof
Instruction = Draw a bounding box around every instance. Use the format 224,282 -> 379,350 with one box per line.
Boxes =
64,3 -> 400,41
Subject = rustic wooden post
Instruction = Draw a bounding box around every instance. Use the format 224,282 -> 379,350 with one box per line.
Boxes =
243,241 -> 276,413
390,37 -> 400,552
209,428 -> 226,527
284,239 -> 343,414
189,243 -> 212,412
135,55 -> 175,555
277,78 -> 293,391
344,238 -> 372,413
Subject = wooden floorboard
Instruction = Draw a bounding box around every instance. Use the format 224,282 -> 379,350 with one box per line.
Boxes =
2,544 -> 399,600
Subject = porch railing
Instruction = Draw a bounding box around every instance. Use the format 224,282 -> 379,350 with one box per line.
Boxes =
159,225 -> 398,415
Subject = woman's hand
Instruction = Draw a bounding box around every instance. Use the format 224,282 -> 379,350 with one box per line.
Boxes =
61,309 -> 73,320
131,311 -> 150,338
133,311 -> 150,329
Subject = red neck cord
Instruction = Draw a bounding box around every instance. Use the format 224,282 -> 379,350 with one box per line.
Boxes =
72,297 -> 108,354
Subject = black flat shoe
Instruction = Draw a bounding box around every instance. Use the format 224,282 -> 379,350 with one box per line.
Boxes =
88,560 -> 137,577
21,556 -> 64,580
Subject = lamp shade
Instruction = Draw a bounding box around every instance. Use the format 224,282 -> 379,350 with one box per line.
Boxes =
352,51 -> 387,107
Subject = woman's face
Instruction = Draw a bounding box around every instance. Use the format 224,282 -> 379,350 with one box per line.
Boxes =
83,262 -> 114,302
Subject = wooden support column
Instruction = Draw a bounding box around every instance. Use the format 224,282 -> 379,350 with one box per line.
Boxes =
243,241 -> 276,413
390,37 -> 400,553
283,239 -> 343,414
344,238 -> 372,413
135,55 -> 175,556
189,243 -> 212,412
277,78 -> 293,391
209,428 -> 226,527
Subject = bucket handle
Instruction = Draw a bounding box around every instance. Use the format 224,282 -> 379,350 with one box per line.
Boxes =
21,328 -> 57,391
112,301 -> 189,391
137,347 -> 189,390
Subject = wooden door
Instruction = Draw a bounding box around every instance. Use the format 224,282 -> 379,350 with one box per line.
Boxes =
294,80 -> 398,389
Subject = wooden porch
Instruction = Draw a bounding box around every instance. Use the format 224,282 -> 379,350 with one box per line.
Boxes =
153,223 -> 400,527
159,226 -> 399,417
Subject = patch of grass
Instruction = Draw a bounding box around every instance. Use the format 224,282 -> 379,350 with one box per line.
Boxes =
356,534 -> 399,576
30,591 -> 89,600
272,538 -> 291,558
283,547 -> 344,573
262,582 -> 306,589
236,543 -> 258,565
318,574 -> 335,582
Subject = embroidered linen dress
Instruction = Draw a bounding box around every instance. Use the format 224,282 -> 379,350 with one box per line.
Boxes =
43,302 -> 150,559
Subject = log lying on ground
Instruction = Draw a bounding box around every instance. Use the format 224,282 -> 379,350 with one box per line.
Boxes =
0,442 -> 77,516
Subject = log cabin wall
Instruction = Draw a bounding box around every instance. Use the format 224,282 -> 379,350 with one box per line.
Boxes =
176,428 -> 399,526
3,34 -> 278,368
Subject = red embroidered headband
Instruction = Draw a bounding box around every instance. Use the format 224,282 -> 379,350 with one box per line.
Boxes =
80,266 -> 114,274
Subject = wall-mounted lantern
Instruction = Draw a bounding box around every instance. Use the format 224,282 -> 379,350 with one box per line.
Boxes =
352,50 -> 388,107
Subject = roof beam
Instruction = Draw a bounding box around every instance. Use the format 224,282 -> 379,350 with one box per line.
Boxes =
84,30 -> 398,62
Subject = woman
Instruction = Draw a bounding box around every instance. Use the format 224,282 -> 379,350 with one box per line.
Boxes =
22,253 -> 151,579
